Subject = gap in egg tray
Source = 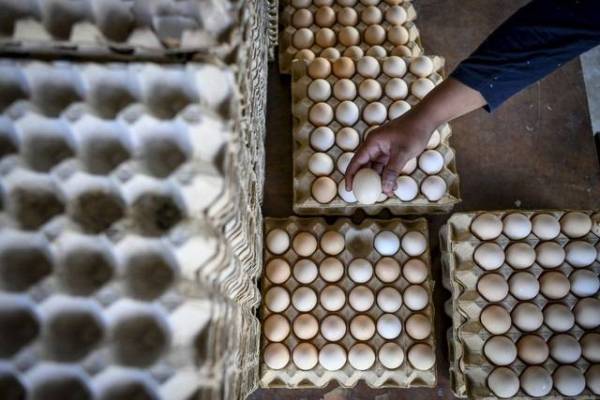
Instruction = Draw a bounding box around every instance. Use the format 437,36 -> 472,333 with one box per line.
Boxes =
291,56 -> 461,215
260,217 -> 437,388
440,210 -> 600,399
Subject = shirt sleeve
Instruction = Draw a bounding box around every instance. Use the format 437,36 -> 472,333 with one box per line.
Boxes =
450,0 -> 600,112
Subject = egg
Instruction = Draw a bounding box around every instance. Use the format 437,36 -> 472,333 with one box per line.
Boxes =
540,271 -> 570,299
407,343 -> 435,371
517,334 -> 549,364
296,49 -> 316,62
292,28 -> 314,49
266,228 -> 290,254
574,297 -> 600,329
320,285 -> 346,311
310,126 -> 335,151
265,286 -> 290,312
487,367 -> 519,399
319,343 -> 347,371
291,0 -> 311,7
308,57 -> 332,79
293,259 -> 318,284
550,333 -> 581,363
321,47 -> 341,60
382,56 -> 407,77
505,242 -> 536,269
374,231 -> 400,255
307,79 -> 332,102
581,333 -> 600,362
352,168 -> 382,204
535,241 -> 565,268
366,45 -> 387,58
420,175 -> 446,201
387,25 -> 409,45
308,152 -> 334,176
409,56 -> 434,78
473,242 -> 505,270
309,102 -> 334,126
292,286 -> 317,312
333,78 -> 357,100
554,365 -> 586,397
512,302 -> 543,332
336,152 -> 354,174
394,176 -> 418,201
379,342 -> 404,369
292,232 -> 318,256
264,343 -> 289,369
361,5 -> 383,24
560,211 -> 592,238
405,313 -> 432,340
565,240 -> 597,267
470,213 -> 503,240
401,231 -> 427,256
377,313 -> 402,339
385,5 -> 407,24
418,149 -> 444,174
364,24 -> 386,45
477,273 -> 509,302
358,79 -> 382,102
319,257 -> 344,282
311,176 -> 337,203
265,258 -> 291,284
332,57 -> 355,78
315,6 -> 335,27
402,258 -> 428,284
292,342 -> 318,370
543,303 -> 574,332
320,315 -> 346,342
338,26 -> 360,46
292,9 -> 313,28
319,231 -> 344,256
348,258 -> 373,283
570,269 -> 600,297
356,56 -> 380,78
411,78 -> 435,99
263,314 -> 290,342
333,101 -> 359,127
484,336 -> 517,366
388,99 -> 412,119
502,213 -> 532,239
509,271 -> 539,300
350,315 -> 376,341
480,305 -> 511,334
384,78 -> 408,100
532,213 -> 560,240
588,365 -> 600,395
337,7 -> 358,26
391,44 -> 412,57
345,46 -> 365,60
373,258 -> 400,283
293,313 -> 319,340
403,284 -> 428,311
334,127 -> 359,151
348,343 -> 376,370
520,366 -> 553,398
376,287 -> 402,312
338,179 -> 357,202
349,285 -> 374,311
363,102 -> 387,124
363,125 -> 379,140
315,28 -> 336,48
314,0 -> 334,5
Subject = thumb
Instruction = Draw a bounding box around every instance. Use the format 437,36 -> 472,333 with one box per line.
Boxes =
381,153 -> 410,195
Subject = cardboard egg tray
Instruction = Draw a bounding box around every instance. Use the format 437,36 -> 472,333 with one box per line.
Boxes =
260,217 -> 437,388
279,0 -> 422,73
440,210 -> 600,400
292,56 -> 461,215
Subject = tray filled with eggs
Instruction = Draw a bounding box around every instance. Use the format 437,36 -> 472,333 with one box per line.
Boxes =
279,0 -> 422,73
441,210 -> 600,399
260,217 -> 436,388
292,55 -> 461,215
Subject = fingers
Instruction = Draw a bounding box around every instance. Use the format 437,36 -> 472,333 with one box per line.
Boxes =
345,143 -> 381,191
381,152 -> 411,196
372,154 -> 390,175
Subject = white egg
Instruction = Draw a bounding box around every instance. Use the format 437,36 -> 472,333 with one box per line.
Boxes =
263,314 -> 290,342
487,367 -> 519,399
338,179 -> 357,202
484,336 -> 517,366
335,101 -> 360,126
336,152 -> 354,174
293,313 -> 319,340
293,259 -> 318,284
581,332 -> 600,362
540,271 -> 570,299
265,258 -> 291,284
420,175 -> 446,201
402,258 -> 428,284
320,231 -> 345,256
308,152 -> 334,176
320,315 -> 346,342
505,242 -> 536,269
502,213 -> 532,239
349,285 -> 374,312
532,213 -> 560,240
470,213 -> 503,240
307,79 -> 332,102
378,342 -> 404,369
384,78 -> 408,100
309,102 -> 334,126
358,79 -> 382,102
385,5 -> 407,25
409,56 -> 434,77
377,313 -> 402,339
511,302 -> 543,332
350,315 -> 375,341
565,240 -> 597,267
554,365 -> 586,397
535,241 -> 565,268
264,343 -> 289,369
361,5 -> 383,24
376,287 -> 402,313
335,127 -> 359,150
292,28 -> 314,49
570,269 -> 599,297
319,257 -> 344,282
348,343 -> 375,370
356,56 -> 380,78
320,285 -> 346,311
363,102 -> 387,124
333,78 -> 357,100
509,271 -> 539,300
407,343 -> 435,371
388,99 -> 411,119
480,305 -> 511,335
550,333 -> 581,363
311,176 -> 337,203
520,366 -> 552,398
292,231 -> 318,256
382,56 -> 407,77
560,211 -> 592,238
543,303 -> 574,332
348,258 -> 373,283
394,176 -> 418,201
310,126 -> 335,151
292,342 -> 318,370
319,343 -> 347,371
292,286 -> 317,312
473,242 -> 505,270
374,231 -> 400,255
401,231 -> 427,256
418,149 -> 444,174
574,297 -> 600,329
405,313 -> 432,340
265,286 -> 290,312
403,284 -> 428,311
426,129 -> 441,149
411,78 -> 435,99
517,334 -> 549,364
477,273 -> 509,302
352,168 -> 382,204
266,228 -> 290,254
588,365 -> 600,395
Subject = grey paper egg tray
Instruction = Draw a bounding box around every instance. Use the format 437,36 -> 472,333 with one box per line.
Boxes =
440,210 -> 600,400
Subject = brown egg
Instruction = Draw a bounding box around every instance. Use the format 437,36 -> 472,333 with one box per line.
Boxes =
391,45 -> 412,57
291,0 -> 311,7
332,57 -> 356,78
309,102 -> 334,126
385,5 -> 408,25
316,28 -> 336,47
292,9 -> 313,28
315,6 -> 336,27
387,26 -> 409,45
337,7 -> 358,26
343,46 -> 364,59
312,176 -> 337,203
308,57 -> 332,79
292,28 -> 314,49
361,6 -> 383,24
296,49 -> 316,62
338,26 -> 360,46
321,47 -> 341,60
364,24 -> 386,45
314,0 -> 334,5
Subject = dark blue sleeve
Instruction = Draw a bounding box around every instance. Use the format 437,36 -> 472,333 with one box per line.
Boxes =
451,0 -> 600,112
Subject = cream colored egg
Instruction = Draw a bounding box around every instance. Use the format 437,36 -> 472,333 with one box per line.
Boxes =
520,366 -> 552,398
321,47 -> 341,60
484,336 -> 517,366
333,78 -> 357,100
379,342 -> 404,369
405,313 -> 432,340
487,367 -> 519,399
296,49 -> 316,62
320,231 -> 344,256
374,231 -> 400,256
337,7 -> 358,26
470,213 -> 503,240
265,258 -> 291,284
473,242 -> 505,270
377,287 -> 402,313
565,240 -> 597,267
360,0 -> 378,5
407,343 -> 435,371
426,129 -> 441,149
332,57 -> 355,78
509,271 -> 539,300
308,152 -> 334,176
403,284 -> 428,311
401,231 -> 427,256
394,176 -> 418,201
358,79 -> 382,101
338,179 -> 357,202
310,126 -> 335,151
391,44 -> 412,57
315,6 -> 336,27
311,176 -> 337,203
308,57 -> 332,79
581,333 -> 600,362
320,285 -> 346,311
356,56 -> 380,78
349,285 -> 375,312
335,101 -> 360,126
361,5 -> 383,24
477,273 -> 509,302
560,211 -> 592,238
535,241 -> 565,268
503,213 -> 532,239
338,26 -> 360,46
574,297 -> 600,329
532,213 -> 560,240
480,305 -> 511,335
292,286 -> 317,312
588,365 -> 600,395
348,343 -> 375,370
387,25 -> 409,45
411,78 -> 435,99
319,343 -> 347,371
366,45 -> 386,58
336,152 -> 354,174
543,303 -> 574,332
266,228 -> 290,254
382,56 -> 407,77
309,102 -> 334,126
344,46 -> 364,59
319,257 -> 344,282
505,242 -> 536,269
570,269 -> 599,297
375,257 -> 401,283
264,343 -> 289,369
307,79 -> 332,102
263,314 -> 290,342
265,286 -> 290,313
554,365 -> 585,397
512,302 -> 543,332
418,149 -> 444,174
517,334 -> 549,364
377,313 -> 402,339
420,175 -> 446,201
293,342 -> 318,370
363,125 -> 379,140
320,315 -> 346,342
363,102 -> 387,124
293,259 -> 318,284
384,78 -> 408,99
388,99 -> 412,119
348,258 -> 373,283
403,258 -> 428,284
293,232 -> 318,257
292,28 -> 314,49
293,313 -> 319,340
350,314 -> 376,341
315,27 -> 336,48
385,5 -> 407,24
550,333 -> 581,363
409,56 -> 434,78
292,8 -> 313,28
336,127 -> 359,151
539,271 -> 570,299
364,24 -> 386,45
353,168 -> 382,204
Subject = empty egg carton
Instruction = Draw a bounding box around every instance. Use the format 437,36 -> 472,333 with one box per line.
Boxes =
440,210 -> 600,400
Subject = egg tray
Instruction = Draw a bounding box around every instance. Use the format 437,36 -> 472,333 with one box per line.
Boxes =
440,210 -> 600,400
267,0 -> 279,60
279,0 -> 422,73
291,56 -> 461,216
260,216 -> 437,389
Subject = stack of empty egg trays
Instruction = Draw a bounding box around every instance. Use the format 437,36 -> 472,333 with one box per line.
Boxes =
260,217 -> 437,388
291,55 -> 460,215
441,210 -> 600,399
279,0 -> 421,73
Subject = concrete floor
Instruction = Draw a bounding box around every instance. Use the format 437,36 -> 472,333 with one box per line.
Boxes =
251,1 -> 600,399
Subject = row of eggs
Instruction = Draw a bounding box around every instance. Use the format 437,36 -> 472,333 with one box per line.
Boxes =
292,25 -> 414,50
291,5 -> 410,29
291,42 -> 416,62
306,56 -> 435,80
308,76 -> 425,103
289,0 -> 410,8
